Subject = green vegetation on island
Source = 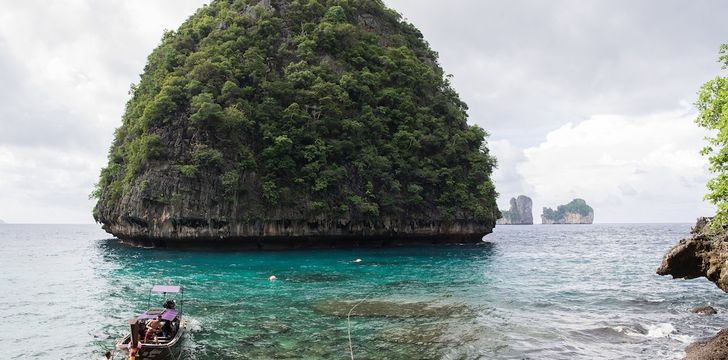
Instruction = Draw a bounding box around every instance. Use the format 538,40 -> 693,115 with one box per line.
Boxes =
696,44 -> 728,227
541,199 -> 594,224
92,0 -> 499,244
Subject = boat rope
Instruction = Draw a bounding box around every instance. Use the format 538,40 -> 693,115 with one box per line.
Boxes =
347,294 -> 371,360
168,346 -> 182,360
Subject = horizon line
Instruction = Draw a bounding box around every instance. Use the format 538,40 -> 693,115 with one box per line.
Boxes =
0,221 -> 698,225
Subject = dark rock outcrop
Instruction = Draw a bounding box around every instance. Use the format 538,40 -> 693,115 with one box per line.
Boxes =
684,329 -> 728,360
691,305 -> 718,315
657,218 -> 728,292
658,218 -> 728,359
497,195 -> 533,225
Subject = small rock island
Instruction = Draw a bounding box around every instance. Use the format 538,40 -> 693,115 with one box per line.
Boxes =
497,195 -> 533,225
91,0 -> 499,248
541,199 -> 594,224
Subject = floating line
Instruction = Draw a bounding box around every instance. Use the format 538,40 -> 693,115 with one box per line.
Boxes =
347,294 -> 372,360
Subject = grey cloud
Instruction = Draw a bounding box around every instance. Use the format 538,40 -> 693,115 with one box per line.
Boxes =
0,0 -> 724,222
387,0 -> 728,146
618,184 -> 638,197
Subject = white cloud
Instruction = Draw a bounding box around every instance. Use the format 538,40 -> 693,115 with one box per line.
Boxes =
490,139 -> 531,210
387,0 -> 728,146
0,145 -> 102,223
0,0 -> 209,223
496,108 -> 715,223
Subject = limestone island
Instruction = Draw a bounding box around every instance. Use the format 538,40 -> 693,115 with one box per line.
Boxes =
496,195 -> 533,225
91,0 -> 499,249
0,219 -> 5,224
541,199 -> 594,224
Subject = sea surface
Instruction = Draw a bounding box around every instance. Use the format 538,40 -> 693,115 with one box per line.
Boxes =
1,223 -> 726,359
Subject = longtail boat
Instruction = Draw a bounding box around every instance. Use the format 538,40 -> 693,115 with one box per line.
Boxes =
115,285 -> 185,359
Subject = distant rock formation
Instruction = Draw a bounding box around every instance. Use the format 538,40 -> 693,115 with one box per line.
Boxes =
541,199 -> 594,224
658,217 -> 728,359
497,195 -> 533,225
0,219 -> 5,224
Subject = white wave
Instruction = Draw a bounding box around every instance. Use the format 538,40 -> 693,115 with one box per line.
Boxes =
185,317 -> 203,332
671,334 -> 696,344
644,296 -> 666,303
643,323 -> 675,338
614,323 -> 675,339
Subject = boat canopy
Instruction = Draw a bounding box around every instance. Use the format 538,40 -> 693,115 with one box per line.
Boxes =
138,309 -> 178,321
151,285 -> 181,294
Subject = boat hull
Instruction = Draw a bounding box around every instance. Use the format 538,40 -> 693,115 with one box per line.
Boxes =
116,325 -> 185,359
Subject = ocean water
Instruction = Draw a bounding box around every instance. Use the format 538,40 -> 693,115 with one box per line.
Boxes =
1,223 -> 726,359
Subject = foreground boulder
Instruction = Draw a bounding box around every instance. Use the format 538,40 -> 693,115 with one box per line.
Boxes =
684,329 -> 728,360
92,0 -> 499,247
658,218 -> 728,359
657,218 -> 728,292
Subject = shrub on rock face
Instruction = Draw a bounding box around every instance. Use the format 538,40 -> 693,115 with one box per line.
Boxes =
92,0 -> 499,243
696,44 -> 728,227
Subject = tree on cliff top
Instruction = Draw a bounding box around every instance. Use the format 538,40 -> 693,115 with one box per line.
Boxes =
92,0 -> 499,226
697,44 -> 728,226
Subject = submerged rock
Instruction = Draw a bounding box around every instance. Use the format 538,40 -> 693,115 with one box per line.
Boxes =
91,0 -> 499,248
375,324 -> 446,345
691,305 -> 718,315
496,195 -> 533,225
285,273 -> 346,283
313,299 -> 470,318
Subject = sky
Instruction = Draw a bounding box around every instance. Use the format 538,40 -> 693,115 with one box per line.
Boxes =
0,0 -> 725,224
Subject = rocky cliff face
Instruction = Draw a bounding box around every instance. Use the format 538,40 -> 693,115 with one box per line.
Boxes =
541,212 -> 594,225
92,0 -> 499,248
658,217 -> 728,359
657,217 -> 728,292
497,195 -> 533,225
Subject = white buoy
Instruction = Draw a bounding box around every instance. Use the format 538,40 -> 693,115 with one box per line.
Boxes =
269,275 -> 277,281
353,259 -> 362,263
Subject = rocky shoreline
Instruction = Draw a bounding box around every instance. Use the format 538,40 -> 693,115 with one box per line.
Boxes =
113,231 -> 491,249
658,217 -> 728,359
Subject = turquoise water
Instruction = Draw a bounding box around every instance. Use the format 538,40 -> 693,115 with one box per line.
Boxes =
1,224 -> 726,359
